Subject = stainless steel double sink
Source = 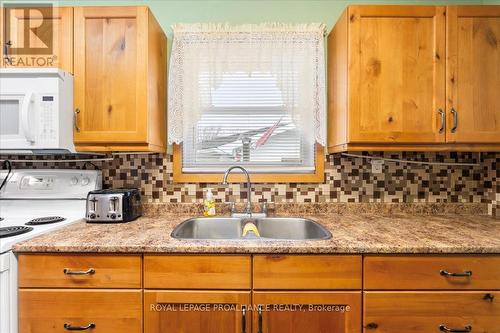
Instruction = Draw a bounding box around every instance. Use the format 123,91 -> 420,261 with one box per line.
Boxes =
171,217 -> 332,240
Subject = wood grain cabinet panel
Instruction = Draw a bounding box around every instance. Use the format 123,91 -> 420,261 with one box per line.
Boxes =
253,255 -> 362,290
144,290 -> 250,333
446,6 -> 500,143
144,255 -> 252,289
328,5 -> 500,152
253,292 -> 361,333
364,291 -> 500,333
364,256 -> 500,290
328,5 -> 446,152
18,254 -> 142,288
19,289 -> 142,333
73,6 -> 166,152
1,6 -> 73,72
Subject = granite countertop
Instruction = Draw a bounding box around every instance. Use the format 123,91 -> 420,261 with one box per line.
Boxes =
12,211 -> 500,254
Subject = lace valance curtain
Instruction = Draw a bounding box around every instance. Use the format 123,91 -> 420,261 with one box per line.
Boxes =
167,23 -> 327,146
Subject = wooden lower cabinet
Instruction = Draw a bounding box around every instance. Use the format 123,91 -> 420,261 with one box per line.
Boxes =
18,254 -> 142,289
253,292 -> 361,333
364,255 -> 500,290
144,290 -> 251,333
253,255 -> 362,290
364,291 -> 500,333
19,289 -> 142,332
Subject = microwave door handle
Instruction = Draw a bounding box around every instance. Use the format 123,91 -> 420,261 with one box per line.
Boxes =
21,92 -> 35,144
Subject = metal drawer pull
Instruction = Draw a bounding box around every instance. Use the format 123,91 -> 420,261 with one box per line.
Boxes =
440,270 -> 472,277
64,323 -> 96,331
450,108 -> 458,133
438,109 -> 445,133
74,108 -> 81,132
63,268 -> 95,275
257,305 -> 263,333
241,305 -> 246,333
439,324 -> 472,332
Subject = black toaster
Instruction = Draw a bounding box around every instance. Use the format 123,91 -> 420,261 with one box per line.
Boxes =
86,188 -> 142,223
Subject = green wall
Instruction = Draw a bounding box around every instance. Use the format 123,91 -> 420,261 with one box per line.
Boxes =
12,0 -> 497,41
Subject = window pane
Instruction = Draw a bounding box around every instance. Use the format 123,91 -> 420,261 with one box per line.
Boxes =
182,72 -> 315,173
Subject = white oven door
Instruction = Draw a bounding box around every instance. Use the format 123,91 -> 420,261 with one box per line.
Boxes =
0,93 -> 37,150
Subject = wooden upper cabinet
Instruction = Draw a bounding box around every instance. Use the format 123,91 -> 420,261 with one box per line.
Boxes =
328,5 -> 500,152
1,6 -> 73,72
446,6 -> 500,143
328,5 -> 446,152
73,6 -> 167,152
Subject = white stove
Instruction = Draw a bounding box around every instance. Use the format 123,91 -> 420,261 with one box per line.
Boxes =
0,169 -> 102,333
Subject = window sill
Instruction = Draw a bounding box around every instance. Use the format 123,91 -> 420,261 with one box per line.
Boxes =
172,144 -> 325,183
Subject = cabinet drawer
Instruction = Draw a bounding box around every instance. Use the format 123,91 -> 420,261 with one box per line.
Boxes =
253,255 -> 362,290
364,291 -> 500,333
144,255 -> 251,289
19,289 -> 142,333
364,256 -> 500,290
18,254 -> 142,288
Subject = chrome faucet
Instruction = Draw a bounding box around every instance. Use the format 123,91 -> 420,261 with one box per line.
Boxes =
222,166 -> 252,216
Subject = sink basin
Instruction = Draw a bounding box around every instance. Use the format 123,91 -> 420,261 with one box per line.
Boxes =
171,217 -> 244,239
171,217 -> 331,240
253,217 -> 332,240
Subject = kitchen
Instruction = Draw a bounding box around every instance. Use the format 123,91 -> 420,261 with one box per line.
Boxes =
0,0 -> 499,332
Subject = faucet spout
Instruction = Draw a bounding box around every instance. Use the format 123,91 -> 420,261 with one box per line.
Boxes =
222,166 -> 252,215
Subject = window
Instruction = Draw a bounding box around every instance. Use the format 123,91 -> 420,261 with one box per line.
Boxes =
183,71 -> 316,173
168,23 -> 326,182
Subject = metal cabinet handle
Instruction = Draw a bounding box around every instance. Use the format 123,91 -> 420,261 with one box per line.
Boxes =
440,270 -> 472,277
64,323 -> 95,331
450,108 -> 458,133
439,324 -> 472,332
241,305 -> 246,333
438,109 -> 445,133
257,305 -> 263,333
63,268 -> 95,275
366,322 -> 379,329
74,108 -> 81,132
4,40 -> 13,65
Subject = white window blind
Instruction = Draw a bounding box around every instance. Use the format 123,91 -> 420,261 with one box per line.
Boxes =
168,23 -> 326,174
183,71 -> 315,173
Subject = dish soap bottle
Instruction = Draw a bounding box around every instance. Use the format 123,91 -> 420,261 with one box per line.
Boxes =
203,188 -> 216,217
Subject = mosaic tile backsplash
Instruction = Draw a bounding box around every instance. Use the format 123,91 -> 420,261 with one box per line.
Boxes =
3,152 -> 499,217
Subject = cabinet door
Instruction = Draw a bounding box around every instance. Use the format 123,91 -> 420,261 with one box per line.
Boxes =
1,6 -> 72,72
348,6 -> 446,143
253,292 -> 361,333
364,292 -> 500,333
19,289 -> 142,333
446,6 -> 500,143
144,290 -> 251,333
73,6 -> 148,144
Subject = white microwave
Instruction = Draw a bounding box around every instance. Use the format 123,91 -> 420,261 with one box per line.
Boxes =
0,68 -> 75,153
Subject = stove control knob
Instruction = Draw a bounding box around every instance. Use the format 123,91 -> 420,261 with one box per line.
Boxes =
81,177 -> 90,186
89,213 -> 96,219
110,213 -> 117,220
70,177 -> 79,185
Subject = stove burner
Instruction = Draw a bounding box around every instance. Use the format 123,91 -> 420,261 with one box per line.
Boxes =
0,226 -> 33,238
25,216 -> 66,225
